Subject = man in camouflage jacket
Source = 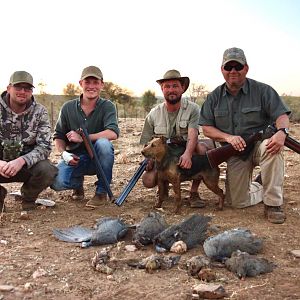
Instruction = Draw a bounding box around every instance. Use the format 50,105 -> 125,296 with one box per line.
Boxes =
0,71 -> 57,211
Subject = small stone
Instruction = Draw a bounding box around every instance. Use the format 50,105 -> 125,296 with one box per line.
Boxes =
125,245 -> 137,252
288,201 -> 296,205
290,250 -> 300,258
95,264 -> 114,275
193,283 -> 227,299
20,211 -> 30,220
0,240 -> 8,245
24,282 -> 34,290
32,268 -> 47,279
0,285 -> 14,292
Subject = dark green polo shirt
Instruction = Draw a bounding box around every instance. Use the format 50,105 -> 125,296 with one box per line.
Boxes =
53,96 -> 119,151
199,78 -> 290,137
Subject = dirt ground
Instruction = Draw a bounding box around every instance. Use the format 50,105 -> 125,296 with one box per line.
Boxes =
0,118 -> 299,300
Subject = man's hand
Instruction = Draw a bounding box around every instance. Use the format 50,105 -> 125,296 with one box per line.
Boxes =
266,131 -> 286,154
62,151 -> 80,166
0,157 -> 26,178
178,151 -> 192,169
225,135 -> 246,151
66,130 -> 83,143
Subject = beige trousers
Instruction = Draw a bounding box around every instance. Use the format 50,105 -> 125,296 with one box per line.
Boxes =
225,140 -> 284,208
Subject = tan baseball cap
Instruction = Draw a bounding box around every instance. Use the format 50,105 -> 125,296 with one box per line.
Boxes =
9,71 -> 34,87
156,69 -> 190,92
80,66 -> 103,80
222,47 -> 247,66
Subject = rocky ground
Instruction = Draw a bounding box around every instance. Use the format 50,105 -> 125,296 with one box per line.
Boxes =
0,118 -> 299,300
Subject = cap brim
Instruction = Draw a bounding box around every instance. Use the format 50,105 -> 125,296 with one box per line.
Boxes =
81,74 -> 102,80
11,81 -> 35,88
222,59 -> 246,66
156,77 -> 190,93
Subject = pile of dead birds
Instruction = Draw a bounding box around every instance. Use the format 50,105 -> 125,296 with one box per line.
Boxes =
53,212 -> 276,280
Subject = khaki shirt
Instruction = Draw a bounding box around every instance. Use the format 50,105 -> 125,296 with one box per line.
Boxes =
140,98 -> 200,144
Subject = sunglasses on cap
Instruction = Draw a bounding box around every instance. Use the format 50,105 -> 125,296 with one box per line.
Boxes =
223,63 -> 244,72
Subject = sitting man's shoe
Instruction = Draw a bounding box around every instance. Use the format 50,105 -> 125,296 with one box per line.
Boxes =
0,186 -> 8,211
189,192 -> 206,208
72,187 -> 84,201
86,193 -> 107,208
254,173 -> 262,185
264,205 -> 286,224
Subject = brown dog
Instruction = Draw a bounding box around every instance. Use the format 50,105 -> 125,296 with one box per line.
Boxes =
141,136 -> 225,213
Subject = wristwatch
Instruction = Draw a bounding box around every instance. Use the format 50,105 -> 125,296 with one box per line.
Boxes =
277,128 -> 289,136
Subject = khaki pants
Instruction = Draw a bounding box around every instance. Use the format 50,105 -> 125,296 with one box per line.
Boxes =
225,140 -> 284,208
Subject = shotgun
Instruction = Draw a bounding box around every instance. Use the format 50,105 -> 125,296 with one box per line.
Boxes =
77,126 -> 114,201
114,159 -> 148,206
206,125 -> 300,168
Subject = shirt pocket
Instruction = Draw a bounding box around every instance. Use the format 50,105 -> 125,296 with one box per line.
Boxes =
214,109 -> 230,129
241,106 -> 262,127
154,126 -> 167,136
179,120 -> 188,136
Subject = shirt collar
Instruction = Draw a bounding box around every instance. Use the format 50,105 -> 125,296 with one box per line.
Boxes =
222,79 -> 249,96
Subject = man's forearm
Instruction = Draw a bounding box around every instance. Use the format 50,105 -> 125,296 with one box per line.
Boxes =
202,125 -> 231,142
89,129 -> 118,142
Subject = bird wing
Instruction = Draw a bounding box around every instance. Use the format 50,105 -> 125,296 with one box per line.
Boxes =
53,226 -> 94,243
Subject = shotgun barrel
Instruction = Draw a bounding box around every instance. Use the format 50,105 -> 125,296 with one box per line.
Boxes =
77,126 -> 114,201
115,159 -> 148,206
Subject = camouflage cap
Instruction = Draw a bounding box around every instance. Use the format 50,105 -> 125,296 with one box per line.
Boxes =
80,66 -> 103,80
156,69 -> 190,92
9,71 -> 34,87
222,47 -> 247,66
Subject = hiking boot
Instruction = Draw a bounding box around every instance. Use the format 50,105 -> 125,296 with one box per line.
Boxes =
264,205 -> 286,224
21,200 -> 37,211
86,193 -> 107,208
72,187 -> 85,200
189,192 -> 206,208
0,186 -> 7,211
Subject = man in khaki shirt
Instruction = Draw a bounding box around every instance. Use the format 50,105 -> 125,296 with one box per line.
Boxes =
140,69 -> 213,208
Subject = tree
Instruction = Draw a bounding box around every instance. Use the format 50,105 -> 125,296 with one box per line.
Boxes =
101,82 -> 123,102
37,82 -> 47,95
188,83 -> 209,103
63,83 -> 81,97
142,90 -> 157,112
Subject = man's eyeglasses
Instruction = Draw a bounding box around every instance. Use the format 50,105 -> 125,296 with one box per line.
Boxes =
223,63 -> 244,72
13,85 -> 33,92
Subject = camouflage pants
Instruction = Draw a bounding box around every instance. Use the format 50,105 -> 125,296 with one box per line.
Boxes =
0,160 -> 58,202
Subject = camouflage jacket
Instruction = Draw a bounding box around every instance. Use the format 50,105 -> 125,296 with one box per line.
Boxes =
0,91 -> 52,168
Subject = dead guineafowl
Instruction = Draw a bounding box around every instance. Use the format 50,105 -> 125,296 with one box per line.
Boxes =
53,217 -> 129,247
154,214 -> 211,251
203,228 -> 263,261
225,250 -> 276,279
132,211 -> 169,247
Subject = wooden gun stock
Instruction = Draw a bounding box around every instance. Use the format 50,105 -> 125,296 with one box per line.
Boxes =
206,131 -> 263,168
77,127 -> 114,201
206,125 -> 300,168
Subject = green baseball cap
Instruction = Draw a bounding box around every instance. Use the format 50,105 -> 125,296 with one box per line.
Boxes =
222,47 -> 247,66
9,71 -> 34,87
156,69 -> 190,92
81,66 -> 103,80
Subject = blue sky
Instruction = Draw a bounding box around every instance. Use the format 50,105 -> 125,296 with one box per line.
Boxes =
0,0 -> 299,96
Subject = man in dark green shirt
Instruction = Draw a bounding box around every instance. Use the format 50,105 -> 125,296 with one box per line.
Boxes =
51,66 -> 119,208
199,47 -> 290,224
